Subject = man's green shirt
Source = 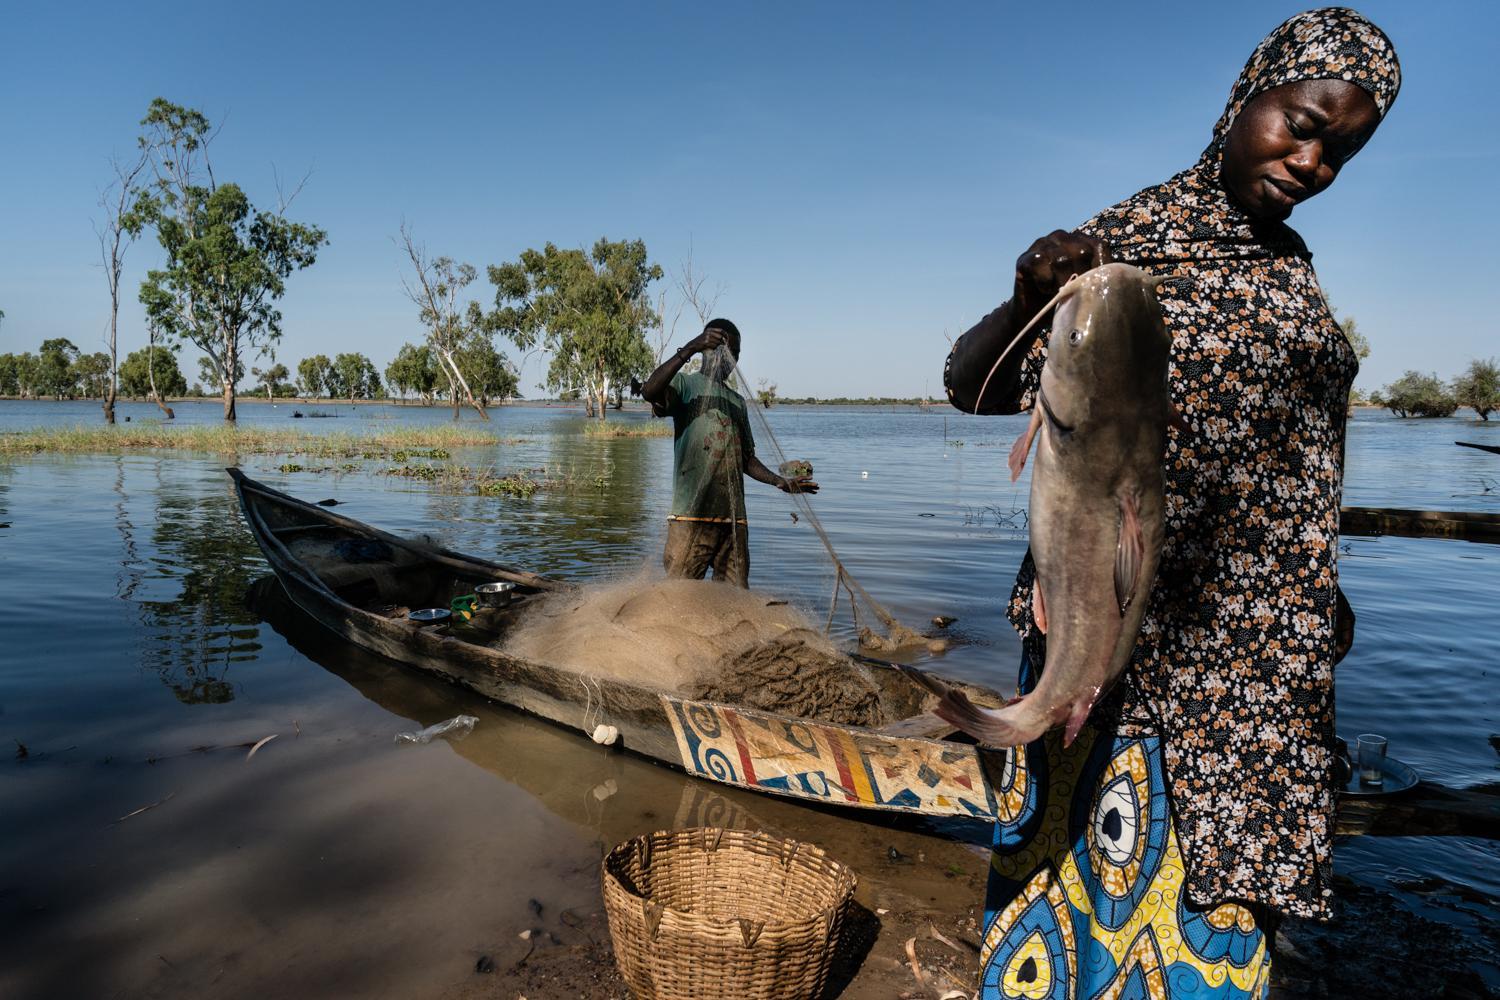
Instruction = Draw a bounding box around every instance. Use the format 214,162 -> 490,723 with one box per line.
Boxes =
663,370 -> 755,522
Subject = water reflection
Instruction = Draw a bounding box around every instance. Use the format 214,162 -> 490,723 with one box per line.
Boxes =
132,463 -> 267,703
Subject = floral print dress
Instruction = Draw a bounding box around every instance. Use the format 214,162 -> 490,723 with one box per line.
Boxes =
963,8 -> 1402,999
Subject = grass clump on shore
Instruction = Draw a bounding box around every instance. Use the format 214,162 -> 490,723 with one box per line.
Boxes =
582,421 -> 670,438
0,424 -> 518,458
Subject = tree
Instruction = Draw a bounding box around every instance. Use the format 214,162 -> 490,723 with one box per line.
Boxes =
385,343 -> 440,403
95,147 -> 151,423
454,337 -> 518,407
756,378 -> 777,409
327,352 -> 381,400
0,354 -> 19,396
251,362 -> 290,400
73,353 -> 113,398
4,353 -> 40,398
487,237 -> 662,420
36,339 -> 81,398
1378,371 -> 1458,418
297,354 -> 332,398
651,244 -> 724,365
198,353 -> 243,391
398,225 -> 493,420
1340,316 -> 1371,361
1453,358 -> 1500,421
133,99 -> 327,421
119,343 -> 187,399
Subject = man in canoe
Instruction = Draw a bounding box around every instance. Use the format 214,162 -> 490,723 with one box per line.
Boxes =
641,319 -> 817,587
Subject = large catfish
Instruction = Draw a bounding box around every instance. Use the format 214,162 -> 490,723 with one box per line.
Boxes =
937,262 -> 1179,747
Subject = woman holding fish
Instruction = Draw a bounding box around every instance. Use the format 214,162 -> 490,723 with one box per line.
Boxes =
941,9 -> 1399,998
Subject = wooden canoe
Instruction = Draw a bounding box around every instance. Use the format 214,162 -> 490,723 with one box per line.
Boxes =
231,470 -> 1500,838
1340,506 -> 1500,544
228,468 -> 1018,823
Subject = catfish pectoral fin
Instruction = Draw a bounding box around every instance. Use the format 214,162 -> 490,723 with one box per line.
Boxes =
933,689 -> 1045,747
1115,491 -> 1144,614
1063,690 -> 1101,748
1008,406 -> 1042,482
1032,580 -> 1049,635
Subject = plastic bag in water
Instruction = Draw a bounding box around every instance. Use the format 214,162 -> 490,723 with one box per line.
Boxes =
394,714 -> 479,745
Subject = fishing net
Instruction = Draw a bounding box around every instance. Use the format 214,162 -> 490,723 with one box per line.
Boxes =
500,575 -> 890,725
712,347 -> 929,651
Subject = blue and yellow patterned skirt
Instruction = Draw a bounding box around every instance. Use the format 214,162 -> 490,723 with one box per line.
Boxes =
979,677 -> 1272,999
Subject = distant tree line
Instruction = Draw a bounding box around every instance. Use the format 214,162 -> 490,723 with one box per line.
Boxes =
1370,359 -> 1499,420
0,336 -> 525,406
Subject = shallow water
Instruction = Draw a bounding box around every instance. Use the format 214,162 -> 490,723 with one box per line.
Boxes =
2,400 -> 1497,996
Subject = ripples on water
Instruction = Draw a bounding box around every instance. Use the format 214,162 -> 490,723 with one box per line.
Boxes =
1,400 -> 1498,991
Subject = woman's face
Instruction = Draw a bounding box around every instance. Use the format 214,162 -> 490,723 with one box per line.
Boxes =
1221,79 -> 1381,221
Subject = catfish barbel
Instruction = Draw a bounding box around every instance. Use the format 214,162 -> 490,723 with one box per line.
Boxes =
936,262 -> 1180,747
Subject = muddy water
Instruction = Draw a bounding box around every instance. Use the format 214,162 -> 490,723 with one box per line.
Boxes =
2,401 -> 1498,997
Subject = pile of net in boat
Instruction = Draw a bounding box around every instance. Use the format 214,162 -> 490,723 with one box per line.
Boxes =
500,577 -> 888,727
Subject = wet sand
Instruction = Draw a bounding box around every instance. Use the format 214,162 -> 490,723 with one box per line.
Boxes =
1,622 -> 992,999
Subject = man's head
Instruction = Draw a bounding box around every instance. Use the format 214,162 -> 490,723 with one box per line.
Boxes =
704,318 -> 741,359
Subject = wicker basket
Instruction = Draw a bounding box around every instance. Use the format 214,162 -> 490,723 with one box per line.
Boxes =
602,827 -> 857,999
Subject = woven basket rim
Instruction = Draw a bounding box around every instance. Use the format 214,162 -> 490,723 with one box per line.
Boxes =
603,827 -> 857,933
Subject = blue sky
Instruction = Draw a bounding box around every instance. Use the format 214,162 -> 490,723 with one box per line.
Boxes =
0,1 -> 1493,397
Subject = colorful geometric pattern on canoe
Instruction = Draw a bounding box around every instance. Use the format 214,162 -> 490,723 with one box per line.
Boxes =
662,696 -> 1006,819
980,727 -> 1271,999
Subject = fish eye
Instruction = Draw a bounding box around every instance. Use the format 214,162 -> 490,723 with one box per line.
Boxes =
1068,329 -> 1083,345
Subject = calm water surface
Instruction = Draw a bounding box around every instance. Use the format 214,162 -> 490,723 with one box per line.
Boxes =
2,400 -> 1497,995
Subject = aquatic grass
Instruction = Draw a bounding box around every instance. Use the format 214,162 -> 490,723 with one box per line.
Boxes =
378,461 -> 543,499
474,473 -> 542,498
582,421 -> 671,438
0,424 -> 521,457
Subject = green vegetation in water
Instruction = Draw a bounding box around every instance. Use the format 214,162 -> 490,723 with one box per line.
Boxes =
476,474 -> 541,498
582,421 -> 670,438
379,461 -> 542,499
0,424 -> 519,457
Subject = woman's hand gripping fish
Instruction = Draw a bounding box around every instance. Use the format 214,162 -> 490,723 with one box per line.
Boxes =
937,263 -> 1181,747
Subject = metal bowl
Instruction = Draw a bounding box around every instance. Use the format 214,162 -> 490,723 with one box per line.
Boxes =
475,581 -> 518,607
408,608 -> 452,626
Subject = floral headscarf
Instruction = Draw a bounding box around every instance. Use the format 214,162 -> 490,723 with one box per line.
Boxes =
1211,7 -> 1401,150
1086,7 -> 1402,267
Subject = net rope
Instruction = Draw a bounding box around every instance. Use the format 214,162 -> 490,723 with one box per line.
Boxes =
714,349 -> 924,648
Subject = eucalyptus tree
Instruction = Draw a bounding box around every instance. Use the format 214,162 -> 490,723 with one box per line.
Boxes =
119,344 -> 187,400
251,362 -> 290,400
385,343 -> 439,403
397,225 -> 494,419
0,354 -> 16,396
74,353 -> 112,398
132,99 -> 326,421
297,354 -> 332,398
487,237 -> 661,420
95,147 -> 151,422
328,352 -> 381,400
36,339 -> 80,398
454,338 -> 518,407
